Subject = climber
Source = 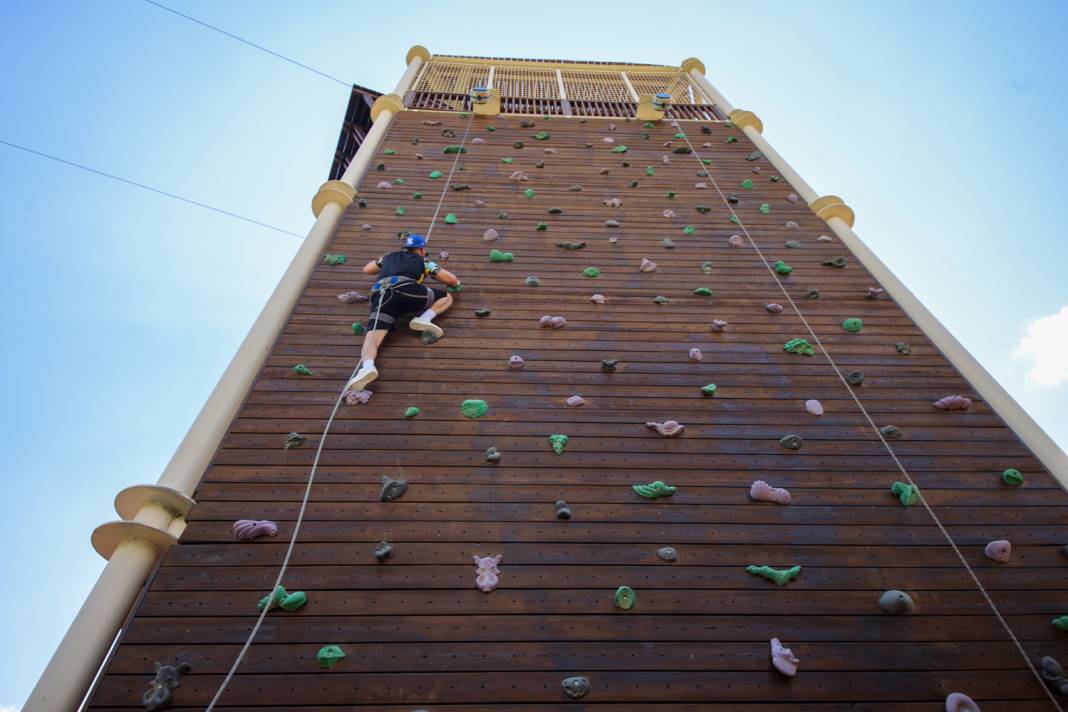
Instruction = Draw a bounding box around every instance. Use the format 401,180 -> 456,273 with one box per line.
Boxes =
345,233 -> 459,392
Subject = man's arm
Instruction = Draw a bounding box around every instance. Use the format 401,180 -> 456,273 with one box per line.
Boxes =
363,257 -> 383,275
425,260 -> 459,287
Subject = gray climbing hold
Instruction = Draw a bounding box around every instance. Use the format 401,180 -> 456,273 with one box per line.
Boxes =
1040,656 -> 1068,697
604,219 -> 621,227
141,661 -> 191,711
746,150 -> 763,161
695,205 -> 712,213
779,434 -> 803,450
896,342 -> 911,355
653,295 -> 669,305
379,475 -> 408,502
661,238 -> 675,249
657,547 -> 678,562
823,256 -> 848,268
374,541 -> 392,562
525,276 -> 540,287
561,676 -> 591,700
785,240 -> 801,249
485,447 -> 501,463
701,261 -> 713,274
879,589 -> 915,615
557,241 -> 586,250
846,371 -> 864,386
880,425 -> 903,440
420,331 -> 439,345
284,432 -> 305,449
805,289 -> 820,299
555,500 -> 572,520
475,309 -> 491,317
601,358 -> 618,372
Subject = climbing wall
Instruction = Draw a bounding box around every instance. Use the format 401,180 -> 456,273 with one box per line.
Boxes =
87,108 -> 1068,710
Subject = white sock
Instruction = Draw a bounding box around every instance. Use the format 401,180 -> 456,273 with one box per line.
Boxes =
418,309 -> 436,322
362,359 -> 375,370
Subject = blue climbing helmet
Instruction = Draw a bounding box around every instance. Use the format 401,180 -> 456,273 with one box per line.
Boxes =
404,233 -> 428,249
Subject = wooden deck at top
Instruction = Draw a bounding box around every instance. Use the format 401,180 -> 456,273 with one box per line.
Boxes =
87,110 -> 1068,710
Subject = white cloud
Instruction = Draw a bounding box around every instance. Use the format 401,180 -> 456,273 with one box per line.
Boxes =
1015,305 -> 1068,386
0,705 -> 22,712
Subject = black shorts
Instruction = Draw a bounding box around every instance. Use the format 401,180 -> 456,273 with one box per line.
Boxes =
367,281 -> 446,332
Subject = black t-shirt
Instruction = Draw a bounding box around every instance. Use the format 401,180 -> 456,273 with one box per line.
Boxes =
379,250 -> 427,281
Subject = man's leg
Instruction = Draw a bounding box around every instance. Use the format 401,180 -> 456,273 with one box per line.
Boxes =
430,292 -> 453,315
346,329 -> 387,392
409,289 -> 451,338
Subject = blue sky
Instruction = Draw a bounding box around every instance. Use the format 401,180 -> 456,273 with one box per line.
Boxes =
2,0 -> 1067,707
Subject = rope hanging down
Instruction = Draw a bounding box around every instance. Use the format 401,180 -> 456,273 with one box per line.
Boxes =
205,111 -> 476,710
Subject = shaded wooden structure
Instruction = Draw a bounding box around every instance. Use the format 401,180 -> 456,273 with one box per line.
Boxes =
86,56 -> 1068,710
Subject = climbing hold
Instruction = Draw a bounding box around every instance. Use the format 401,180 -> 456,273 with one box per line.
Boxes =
233,519 -> 278,540
694,182 -> 708,189
770,638 -> 799,677
449,183 -> 470,191
934,395 -> 972,410
403,406 -> 420,419
357,199 -> 368,207
482,228 -> 499,242
438,251 -> 449,262
525,275 -> 540,287
746,565 -> 802,586
895,342 -> 912,355
985,540 -> 1012,563
590,294 -> 605,304
632,480 -> 676,498
769,175 -> 781,182
784,220 -> 799,229
510,171 -> 529,183
628,180 -> 639,188
1055,617 -> 1068,631
375,181 -> 391,189
726,136 -> 738,143
603,137 -> 615,144
1001,468 -> 1024,486
726,194 -> 740,204
779,434 -> 803,450
420,331 -> 438,345
759,203 -> 771,214
323,254 -> 345,266
284,432 -> 305,449
566,185 -> 584,192
485,446 -> 502,463
474,199 -> 486,207
701,260 -> 714,273
653,295 -> 669,305
535,222 -> 549,231
485,125 -> 496,131
344,389 -> 373,406
645,166 -> 654,177
501,157 -> 514,164
539,315 -> 567,329
141,661 -> 191,711
461,399 -> 489,419
555,500 -> 572,519
890,481 -> 919,506
783,338 -> 815,356
561,676 -> 591,700
442,145 -> 466,154
512,141 -> 524,149
429,170 -> 443,179
688,347 -> 703,362
604,197 -> 622,208
662,209 -> 677,218
488,249 -> 514,262
880,425 -> 903,440
473,554 -> 502,593
741,179 -> 754,190
535,160 -> 545,168
638,258 -> 657,273
867,286 -> 885,299
646,420 -> 685,437
601,358 -> 618,371
805,399 -> 824,416
532,131 -> 549,140
765,303 -> 783,313
823,256 -> 848,268
945,693 -> 981,712
337,291 -> 368,303
693,287 -> 713,296
317,644 -> 346,669
547,206 -> 564,215
613,585 -> 636,610
379,474 -> 408,502
773,260 -> 792,275
728,235 -> 744,247
566,395 -> 587,407
879,589 -> 916,615
257,585 -> 307,613
657,547 -> 678,562
665,191 -> 676,199
750,480 -> 791,505
745,150 -> 763,161
444,213 -> 458,224
1040,656 -> 1068,697
682,225 -> 696,235
786,193 -> 800,203
785,239 -> 801,249
548,433 -> 569,454
846,370 -> 864,385
412,191 -> 423,200
604,219 -> 621,227
582,267 -> 600,278
711,319 -> 728,332
293,363 -> 312,376
842,318 -> 863,333
662,238 -> 675,248
557,241 -> 586,250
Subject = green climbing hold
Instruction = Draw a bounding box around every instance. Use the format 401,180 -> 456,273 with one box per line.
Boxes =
486,125 -> 496,132
629,180 -> 639,188
429,170 -> 443,179
512,141 -> 524,149
459,112 -> 470,118
351,322 -> 364,335
444,213 -> 458,224
614,585 -> 636,610
842,318 -> 863,333
392,177 -> 406,185
746,565 -> 802,586
475,308 -> 490,317
1052,616 -> 1068,631
524,188 -> 535,199
741,179 -> 754,190
611,145 -> 629,153
632,480 -> 676,498
693,287 -> 713,296
324,254 -> 345,266
404,406 -> 420,418
682,225 -> 696,235
673,132 -> 684,139
891,481 -> 919,506
383,149 -> 395,155
257,585 -> 307,612
533,131 -> 550,140
666,191 -> 676,199
582,267 -> 600,278
823,256 -> 848,268
702,158 -> 712,165
395,207 -> 405,216
673,146 -> 691,154
759,203 -> 771,214
785,239 -> 801,248
773,261 -> 792,275
1001,468 -> 1024,486
770,175 -> 782,182
293,363 -> 312,376
412,192 -> 423,199
442,145 -> 467,154
729,215 -> 740,224
726,136 -> 738,144
783,338 -> 815,356
646,166 -> 655,176
317,644 -> 346,669
460,399 -> 488,419
643,121 -> 655,128
447,282 -> 463,293
548,433 -> 568,455
489,249 -> 514,262
501,157 -> 514,164
535,222 -> 549,231
701,383 -> 717,396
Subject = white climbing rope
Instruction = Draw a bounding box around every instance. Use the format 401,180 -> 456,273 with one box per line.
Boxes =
204,110 -> 477,711
670,122 -> 1063,711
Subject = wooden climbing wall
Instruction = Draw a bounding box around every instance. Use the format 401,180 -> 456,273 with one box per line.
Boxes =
87,108 -> 1068,711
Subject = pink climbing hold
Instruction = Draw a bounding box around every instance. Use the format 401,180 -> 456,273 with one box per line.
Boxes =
934,395 -> 973,410
786,193 -> 800,203
945,692 -> 981,712
544,148 -> 557,154
662,209 -> 677,218
867,287 -> 885,298
984,540 -> 1011,563
474,199 -> 487,207
415,152 -> 424,160
337,291 -> 368,304
805,399 -> 824,416
639,258 -> 657,273
233,519 -> 279,540
817,234 -> 833,242
608,237 -> 620,244
602,137 -> 615,144
711,319 -> 728,332
566,395 -> 587,407
646,420 -> 685,437
344,389 -> 373,405
508,355 -> 525,370
471,137 -> 484,144
603,197 -> 622,208
770,638 -> 799,677
694,182 -> 708,189
608,123 -> 617,131
539,315 -> 567,328
661,155 -> 671,164
702,142 -> 713,148
785,220 -> 800,229
688,347 -> 703,362
509,171 -> 528,182
361,223 -> 372,231
438,251 -> 449,261
750,480 -> 791,505
483,228 -> 499,241
728,235 -> 744,247
473,554 -> 502,592
765,303 -> 784,313
590,294 -> 606,304
376,181 -> 391,189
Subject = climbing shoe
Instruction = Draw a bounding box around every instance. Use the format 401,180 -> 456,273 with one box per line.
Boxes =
345,363 -> 379,392
409,315 -> 444,339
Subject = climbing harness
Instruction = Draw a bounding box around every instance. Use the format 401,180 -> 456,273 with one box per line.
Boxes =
205,111 -> 476,711
669,121 -> 1063,710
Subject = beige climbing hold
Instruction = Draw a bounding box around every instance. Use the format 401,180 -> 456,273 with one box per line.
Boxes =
544,148 -> 557,154
766,303 -> 784,313
639,258 -> 657,273
604,197 -> 622,208
603,137 -> 615,144
694,182 -> 708,189
539,315 -> 568,329
483,228 -> 499,241
361,223 -> 372,231
785,220 -> 799,229
376,181 -> 391,189
590,293 -> 606,304
647,420 -> 685,437
688,347 -> 703,362
662,209 -> 677,218
711,319 -> 728,332
817,234 -> 833,242
474,199 -> 486,207
805,399 -> 824,416
984,540 -> 1011,563
661,155 -> 671,164
471,137 -> 485,145
728,235 -> 744,247
509,171 -> 528,182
